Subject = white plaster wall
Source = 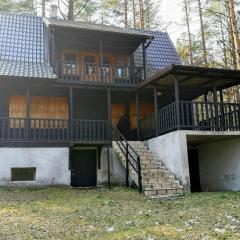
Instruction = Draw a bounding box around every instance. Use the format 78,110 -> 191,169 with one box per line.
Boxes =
199,138 -> 240,191
0,148 -> 70,186
98,147 -> 125,185
146,131 -> 190,191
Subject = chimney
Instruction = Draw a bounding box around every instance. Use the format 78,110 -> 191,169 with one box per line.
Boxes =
49,5 -> 59,19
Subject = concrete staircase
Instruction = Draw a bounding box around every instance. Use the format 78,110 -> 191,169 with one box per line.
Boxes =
112,141 -> 184,198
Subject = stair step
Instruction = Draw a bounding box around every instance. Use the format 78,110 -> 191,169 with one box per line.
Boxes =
113,140 -> 184,197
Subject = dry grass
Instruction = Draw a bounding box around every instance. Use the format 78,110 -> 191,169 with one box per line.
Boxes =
0,187 -> 240,239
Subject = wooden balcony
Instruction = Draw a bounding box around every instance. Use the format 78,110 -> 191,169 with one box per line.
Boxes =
0,117 -> 109,143
54,60 -> 144,86
140,101 -> 240,140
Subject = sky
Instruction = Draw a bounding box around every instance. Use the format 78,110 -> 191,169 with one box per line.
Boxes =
159,0 -> 183,44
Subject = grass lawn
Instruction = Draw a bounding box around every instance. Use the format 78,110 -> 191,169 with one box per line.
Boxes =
0,187 -> 240,239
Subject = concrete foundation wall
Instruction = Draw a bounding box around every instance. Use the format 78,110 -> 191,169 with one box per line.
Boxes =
98,147 -> 125,185
199,138 -> 240,191
0,148 -> 70,186
146,131 -> 190,191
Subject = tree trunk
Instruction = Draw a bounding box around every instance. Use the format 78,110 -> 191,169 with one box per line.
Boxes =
42,0 -> 45,17
124,0 -> 128,28
197,0 -> 208,67
68,0 -> 74,20
139,0 -> 144,29
184,0 -> 193,65
132,0 -> 136,29
226,0 -> 240,69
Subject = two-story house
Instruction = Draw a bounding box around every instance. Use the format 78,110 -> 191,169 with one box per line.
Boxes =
1,11 -> 240,197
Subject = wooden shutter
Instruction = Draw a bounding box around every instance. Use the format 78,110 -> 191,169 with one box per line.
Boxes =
9,95 -> 68,128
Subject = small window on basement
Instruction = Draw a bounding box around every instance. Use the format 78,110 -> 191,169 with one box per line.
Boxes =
11,168 -> 36,181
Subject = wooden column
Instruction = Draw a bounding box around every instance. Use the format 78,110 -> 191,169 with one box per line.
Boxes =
142,42 -> 147,81
154,88 -> 159,136
174,78 -> 181,129
100,40 -> 103,82
219,89 -> 225,128
213,83 -> 219,129
136,93 -> 140,140
107,89 -> 112,140
69,86 -> 73,141
26,85 -> 30,140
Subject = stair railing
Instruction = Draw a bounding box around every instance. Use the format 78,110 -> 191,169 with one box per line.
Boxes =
112,127 -> 142,193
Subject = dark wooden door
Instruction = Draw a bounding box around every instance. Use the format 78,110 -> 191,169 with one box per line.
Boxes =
188,148 -> 201,192
71,149 -> 97,187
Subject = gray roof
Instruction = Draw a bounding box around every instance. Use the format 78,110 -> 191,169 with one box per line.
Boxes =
44,18 -> 153,39
134,31 -> 181,77
0,12 -> 55,78
0,60 -> 56,79
0,12 -> 180,80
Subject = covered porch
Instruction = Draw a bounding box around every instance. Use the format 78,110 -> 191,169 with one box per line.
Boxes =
137,65 -> 240,140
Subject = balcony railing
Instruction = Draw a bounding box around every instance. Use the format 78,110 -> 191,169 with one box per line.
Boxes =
0,117 -> 109,142
140,101 -> 240,140
54,60 -> 143,86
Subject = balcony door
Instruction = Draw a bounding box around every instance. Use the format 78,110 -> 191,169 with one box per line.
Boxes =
83,54 -> 97,81
62,51 -> 78,78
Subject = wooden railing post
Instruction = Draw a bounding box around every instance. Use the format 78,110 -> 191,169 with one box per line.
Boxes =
174,78 -> 181,129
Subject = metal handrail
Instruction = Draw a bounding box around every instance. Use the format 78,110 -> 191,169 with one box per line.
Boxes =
112,127 -> 142,193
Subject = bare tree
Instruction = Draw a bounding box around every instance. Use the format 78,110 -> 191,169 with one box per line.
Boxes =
226,0 -> 240,69
184,0 -> 193,65
197,0 -> 208,67
58,0 -> 90,20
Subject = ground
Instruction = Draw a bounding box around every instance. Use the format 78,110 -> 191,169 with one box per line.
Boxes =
0,187 -> 240,240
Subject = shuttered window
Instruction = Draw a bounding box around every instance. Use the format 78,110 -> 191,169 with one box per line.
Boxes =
9,96 -> 68,128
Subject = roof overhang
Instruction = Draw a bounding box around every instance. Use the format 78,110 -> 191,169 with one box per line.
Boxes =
138,64 -> 240,98
44,18 -> 154,40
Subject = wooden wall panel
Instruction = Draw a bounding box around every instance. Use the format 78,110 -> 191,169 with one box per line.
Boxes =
129,101 -> 154,129
111,104 -> 126,127
9,96 -> 68,128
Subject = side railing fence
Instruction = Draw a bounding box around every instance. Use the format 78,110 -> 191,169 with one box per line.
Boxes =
54,60 -> 144,86
0,117 -> 109,142
140,101 -> 240,140
112,127 -> 142,193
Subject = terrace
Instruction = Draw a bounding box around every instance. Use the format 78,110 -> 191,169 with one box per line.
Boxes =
138,65 -> 240,140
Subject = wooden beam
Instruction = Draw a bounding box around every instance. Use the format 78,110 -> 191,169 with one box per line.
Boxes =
154,88 -> 159,136
26,85 -> 30,140
107,89 -> 112,140
100,40 -> 104,82
69,86 -> 73,140
174,78 -> 181,129
142,42 -> 147,81
136,93 -> 140,140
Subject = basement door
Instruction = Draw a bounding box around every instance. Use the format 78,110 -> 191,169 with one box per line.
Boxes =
71,149 -> 97,187
188,148 -> 201,192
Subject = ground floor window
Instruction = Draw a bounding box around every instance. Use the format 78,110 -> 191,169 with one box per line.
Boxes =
11,167 -> 36,181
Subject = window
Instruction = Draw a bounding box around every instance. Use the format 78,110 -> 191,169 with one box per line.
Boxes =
11,168 -> 36,181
